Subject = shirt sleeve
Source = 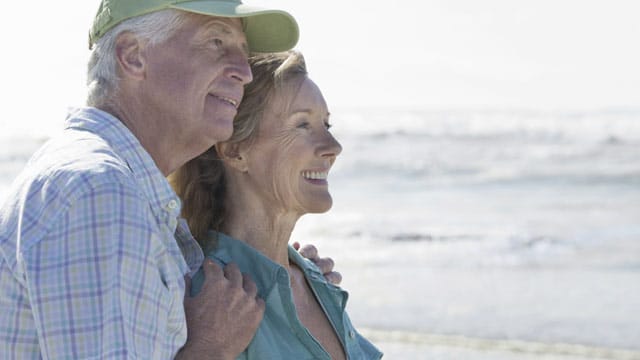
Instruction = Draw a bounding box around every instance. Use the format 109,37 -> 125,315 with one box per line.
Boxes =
20,178 -> 183,359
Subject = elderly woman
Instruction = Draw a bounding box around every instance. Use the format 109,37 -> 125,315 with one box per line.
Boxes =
171,51 -> 382,359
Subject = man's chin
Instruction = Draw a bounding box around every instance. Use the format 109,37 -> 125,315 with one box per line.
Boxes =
215,124 -> 234,142
206,117 -> 235,142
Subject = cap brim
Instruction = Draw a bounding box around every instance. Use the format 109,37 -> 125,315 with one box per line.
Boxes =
170,1 -> 299,53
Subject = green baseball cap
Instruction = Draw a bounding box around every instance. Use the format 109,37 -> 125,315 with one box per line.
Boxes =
89,0 -> 299,52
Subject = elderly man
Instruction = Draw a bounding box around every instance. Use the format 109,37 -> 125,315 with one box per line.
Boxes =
0,0 -> 337,359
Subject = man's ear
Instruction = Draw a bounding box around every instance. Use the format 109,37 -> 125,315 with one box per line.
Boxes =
114,31 -> 146,80
216,142 -> 249,172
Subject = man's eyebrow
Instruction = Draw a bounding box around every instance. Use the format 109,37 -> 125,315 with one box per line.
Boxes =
202,21 -> 249,56
203,21 -> 232,34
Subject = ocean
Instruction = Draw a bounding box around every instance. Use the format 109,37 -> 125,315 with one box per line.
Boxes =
2,108 -> 639,359
293,108 -> 640,359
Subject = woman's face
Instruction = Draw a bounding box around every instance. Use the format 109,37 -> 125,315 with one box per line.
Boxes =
243,77 -> 342,216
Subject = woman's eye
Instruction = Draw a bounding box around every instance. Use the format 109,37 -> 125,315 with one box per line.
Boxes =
297,121 -> 310,129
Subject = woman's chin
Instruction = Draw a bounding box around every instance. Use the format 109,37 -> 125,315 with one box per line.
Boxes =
303,200 -> 333,214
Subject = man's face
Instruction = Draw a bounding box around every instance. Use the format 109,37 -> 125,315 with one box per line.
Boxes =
141,13 -> 252,154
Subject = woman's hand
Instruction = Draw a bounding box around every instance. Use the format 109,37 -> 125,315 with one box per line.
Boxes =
294,242 -> 343,286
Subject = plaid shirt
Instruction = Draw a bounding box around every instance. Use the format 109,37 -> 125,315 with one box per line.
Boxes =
0,107 -> 204,359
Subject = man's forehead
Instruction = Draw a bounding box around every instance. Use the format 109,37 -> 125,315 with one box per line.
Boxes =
201,17 -> 242,33
192,15 -> 249,53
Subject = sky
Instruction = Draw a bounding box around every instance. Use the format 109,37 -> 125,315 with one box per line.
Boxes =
1,0 -> 639,136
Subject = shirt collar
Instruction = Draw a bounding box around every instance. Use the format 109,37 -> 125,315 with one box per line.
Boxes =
175,218 -> 205,276
208,232 -> 336,296
64,107 -> 181,224
209,232 -> 285,295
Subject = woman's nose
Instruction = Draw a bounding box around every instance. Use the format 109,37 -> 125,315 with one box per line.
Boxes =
317,132 -> 342,159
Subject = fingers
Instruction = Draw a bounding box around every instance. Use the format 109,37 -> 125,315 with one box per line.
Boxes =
255,297 -> 266,313
182,261 -> 265,358
223,263 -> 243,287
324,271 -> 343,286
199,261 -> 260,300
197,259 -> 223,293
202,259 -> 223,279
298,244 -> 340,283
298,244 -> 318,260
313,257 -> 335,275
242,273 -> 258,298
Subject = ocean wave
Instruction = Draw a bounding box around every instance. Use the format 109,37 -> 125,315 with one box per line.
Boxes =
333,108 -> 640,143
334,159 -> 640,188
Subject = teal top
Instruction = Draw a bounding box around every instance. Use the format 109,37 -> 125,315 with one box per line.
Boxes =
191,232 -> 383,360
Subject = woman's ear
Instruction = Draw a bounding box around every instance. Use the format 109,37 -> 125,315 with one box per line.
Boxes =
115,31 -> 146,80
216,142 -> 249,172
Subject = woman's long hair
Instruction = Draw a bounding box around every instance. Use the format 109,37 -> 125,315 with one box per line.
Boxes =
169,51 -> 308,248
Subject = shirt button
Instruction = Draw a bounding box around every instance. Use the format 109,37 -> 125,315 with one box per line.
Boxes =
349,330 -> 356,339
167,199 -> 178,210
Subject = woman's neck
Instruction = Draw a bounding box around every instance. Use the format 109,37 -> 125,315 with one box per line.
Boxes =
222,193 -> 300,267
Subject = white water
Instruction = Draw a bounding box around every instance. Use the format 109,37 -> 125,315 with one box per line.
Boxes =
2,108 -> 639,358
292,108 -> 640,358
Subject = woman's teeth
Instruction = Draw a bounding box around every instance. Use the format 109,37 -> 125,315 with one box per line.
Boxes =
302,171 -> 328,180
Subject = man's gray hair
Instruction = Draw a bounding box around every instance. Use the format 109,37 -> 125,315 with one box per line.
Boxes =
86,10 -> 190,107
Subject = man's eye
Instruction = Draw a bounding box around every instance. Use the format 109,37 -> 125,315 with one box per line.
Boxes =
324,122 -> 333,130
211,38 -> 223,47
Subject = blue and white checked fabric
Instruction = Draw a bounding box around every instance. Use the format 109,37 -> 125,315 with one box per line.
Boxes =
0,107 -> 204,359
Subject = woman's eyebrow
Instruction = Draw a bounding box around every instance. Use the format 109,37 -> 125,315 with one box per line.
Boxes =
290,109 -> 331,119
291,109 -> 312,115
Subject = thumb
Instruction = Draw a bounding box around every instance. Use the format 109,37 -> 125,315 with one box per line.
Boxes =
293,241 -> 300,251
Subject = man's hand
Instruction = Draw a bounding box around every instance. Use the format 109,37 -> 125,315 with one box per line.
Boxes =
177,261 -> 265,360
294,242 -> 342,286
